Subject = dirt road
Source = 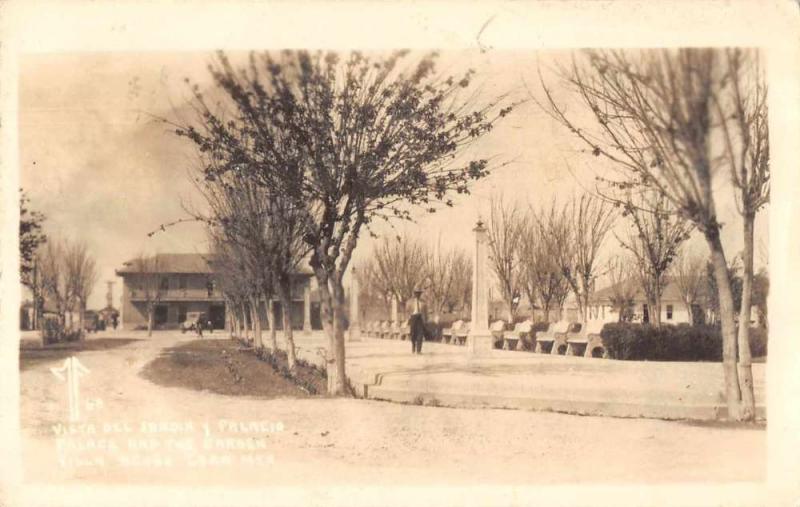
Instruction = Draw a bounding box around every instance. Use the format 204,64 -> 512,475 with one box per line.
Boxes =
18,331 -> 765,488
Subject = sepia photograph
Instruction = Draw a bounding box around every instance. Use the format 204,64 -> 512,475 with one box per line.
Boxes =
2,2 -> 799,506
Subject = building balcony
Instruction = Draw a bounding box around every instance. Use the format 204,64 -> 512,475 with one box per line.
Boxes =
128,289 -> 226,302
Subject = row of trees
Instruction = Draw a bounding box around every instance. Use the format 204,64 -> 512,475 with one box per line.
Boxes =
20,189 -> 99,340
487,195 -> 617,324
170,50 -> 515,394
360,237 -> 472,324
30,238 -> 99,341
485,191 -> 694,327
537,48 -> 769,420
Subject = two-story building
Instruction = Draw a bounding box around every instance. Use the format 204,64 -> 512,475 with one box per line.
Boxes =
116,253 -> 319,331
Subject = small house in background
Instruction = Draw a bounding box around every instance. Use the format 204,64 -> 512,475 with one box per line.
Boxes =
116,253 -> 321,332
589,277 -> 709,325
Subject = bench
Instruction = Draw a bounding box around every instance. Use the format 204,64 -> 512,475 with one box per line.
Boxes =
442,320 -> 464,344
454,321 -> 471,345
490,320 -> 507,349
534,320 -> 570,354
379,320 -> 393,339
566,320 -> 608,358
502,320 -> 533,351
396,323 -> 411,341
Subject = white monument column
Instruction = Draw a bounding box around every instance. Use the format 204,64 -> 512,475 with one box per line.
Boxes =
468,219 -> 493,355
303,280 -> 312,334
348,267 -> 361,341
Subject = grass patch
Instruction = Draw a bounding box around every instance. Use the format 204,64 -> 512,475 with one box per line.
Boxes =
140,339 -> 325,398
20,338 -> 142,371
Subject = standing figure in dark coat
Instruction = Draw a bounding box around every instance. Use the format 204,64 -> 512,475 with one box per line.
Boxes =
408,289 -> 429,354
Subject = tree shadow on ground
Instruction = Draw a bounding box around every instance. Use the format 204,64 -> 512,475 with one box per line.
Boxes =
19,339 -> 143,371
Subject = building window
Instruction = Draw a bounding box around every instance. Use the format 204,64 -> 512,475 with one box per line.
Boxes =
178,305 -> 187,323
178,275 -> 186,290
160,277 -> 169,291
666,305 -> 674,321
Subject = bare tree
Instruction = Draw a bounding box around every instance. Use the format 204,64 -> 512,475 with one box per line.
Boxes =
373,236 -> 429,321
715,49 -> 769,414
39,239 -> 70,339
65,241 -> 99,338
616,191 -> 692,326
487,197 -> 526,322
605,255 -> 638,322
537,48 -> 760,419
424,238 -> 471,324
360,257 -> 394,315
544,195 -> 615,322
448,250 -> 473,318
265,195 -> 310,370
175,50 -> 514,395
519,209 -> 570,322
672,250 -> 707,325
211,237 -> 254,341
129,254 -> 164,337
202,175 -> 273,351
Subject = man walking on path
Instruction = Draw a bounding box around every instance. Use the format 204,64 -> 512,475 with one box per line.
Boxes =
408,289 -> 429,354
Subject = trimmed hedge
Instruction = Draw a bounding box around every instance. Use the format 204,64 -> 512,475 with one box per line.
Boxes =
601,323 -> 768,362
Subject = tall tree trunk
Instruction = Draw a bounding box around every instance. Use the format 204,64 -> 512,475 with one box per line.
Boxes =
147,307 -> 153,337
278,291 -> 297,371
505,300 -> 513,323
249,295 -> 262,349
276,279 -> 298,371
78,300 -> 85,340
239,303 -> 249,340
736,213 -> 757,420
268,300 -> 278,350
316,272 -> 348,396
650,295 -> 662,327
706,231 -> 743,420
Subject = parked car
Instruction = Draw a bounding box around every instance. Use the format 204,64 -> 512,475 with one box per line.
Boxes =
83,311 -> 99,333
181,312 -> 207,333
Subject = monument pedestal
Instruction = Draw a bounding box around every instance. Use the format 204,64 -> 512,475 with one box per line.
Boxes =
347,329 -> 361,342
467,330 -> 493,355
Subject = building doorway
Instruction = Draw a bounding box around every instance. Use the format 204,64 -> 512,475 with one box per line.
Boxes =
154,305 -> 168,326
209,305 -> 226,330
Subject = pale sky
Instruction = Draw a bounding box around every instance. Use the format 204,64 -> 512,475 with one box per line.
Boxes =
19,50 -> 768,309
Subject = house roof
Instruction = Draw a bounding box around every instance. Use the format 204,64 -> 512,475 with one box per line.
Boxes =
116,253 -> 314,276
591,276 -> 708,305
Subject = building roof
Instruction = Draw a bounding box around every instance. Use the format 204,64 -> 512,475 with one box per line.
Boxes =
117,253 -> 215,274
116,253 -> 314,276
591,276 -> 708,305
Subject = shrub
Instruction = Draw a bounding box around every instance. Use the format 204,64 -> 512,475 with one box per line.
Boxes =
600,323 -> 767,362
748,327 -> 768,358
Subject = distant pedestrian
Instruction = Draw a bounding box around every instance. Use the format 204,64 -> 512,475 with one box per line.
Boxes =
408,288 -> 429,355
196,318 -> 204,338
207,319 -> 213,334
112,315 -> 118,330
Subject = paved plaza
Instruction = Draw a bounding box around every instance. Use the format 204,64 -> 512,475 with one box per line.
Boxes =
280,332 -> 766,421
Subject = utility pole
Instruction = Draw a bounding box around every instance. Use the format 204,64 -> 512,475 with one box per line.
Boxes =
32,258 -> 39,331
106,280 -> 115,309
